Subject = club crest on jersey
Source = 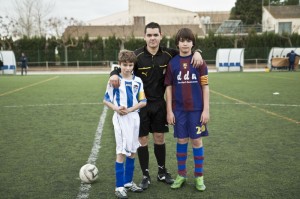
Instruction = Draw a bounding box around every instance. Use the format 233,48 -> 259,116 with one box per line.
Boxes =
182,63 -> 188,69
133,84 -> 139,93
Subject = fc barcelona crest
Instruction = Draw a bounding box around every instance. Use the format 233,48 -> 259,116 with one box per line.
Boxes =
182,63 -> 188,69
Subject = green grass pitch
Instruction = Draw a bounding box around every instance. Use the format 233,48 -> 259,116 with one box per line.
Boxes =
0,72 -> 299,199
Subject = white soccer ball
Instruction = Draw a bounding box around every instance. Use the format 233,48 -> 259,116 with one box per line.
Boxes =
79,164 -> 99,183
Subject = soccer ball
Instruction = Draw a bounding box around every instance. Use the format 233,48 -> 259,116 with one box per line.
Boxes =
79,164 -> 99,183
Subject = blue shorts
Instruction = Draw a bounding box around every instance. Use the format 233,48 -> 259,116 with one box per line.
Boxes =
173,110 -> 208,139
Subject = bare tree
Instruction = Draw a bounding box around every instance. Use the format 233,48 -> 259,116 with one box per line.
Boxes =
11,0 -> 54,37
13,0 -> 35,37
0,15 -> 19,50
46,17 -> 83,39
46,17 -> 84,66
33,0 -> 55,37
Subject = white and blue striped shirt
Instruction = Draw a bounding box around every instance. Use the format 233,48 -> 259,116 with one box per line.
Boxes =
104,75 -> 146,111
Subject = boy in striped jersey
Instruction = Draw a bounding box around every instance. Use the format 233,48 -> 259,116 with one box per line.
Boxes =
104,50 -> 147,198
164,28 -> 209,191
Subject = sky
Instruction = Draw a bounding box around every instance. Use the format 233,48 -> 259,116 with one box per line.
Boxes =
0,0 -> 236,22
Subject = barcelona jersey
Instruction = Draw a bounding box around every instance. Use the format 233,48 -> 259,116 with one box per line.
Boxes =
164,54 -> 208,111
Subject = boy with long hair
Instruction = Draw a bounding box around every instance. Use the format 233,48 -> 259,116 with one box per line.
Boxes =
165,28 -> 209,191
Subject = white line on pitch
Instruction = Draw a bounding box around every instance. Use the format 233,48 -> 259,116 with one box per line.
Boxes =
76,106 -> 108,199
210,102 -> 300,107
3,102 -> 102,108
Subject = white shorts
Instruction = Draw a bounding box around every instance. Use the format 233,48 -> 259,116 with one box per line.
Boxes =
112,112 -> 140,156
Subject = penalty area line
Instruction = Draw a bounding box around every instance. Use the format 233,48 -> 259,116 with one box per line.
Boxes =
76,106 -> 108,199
210,102 -> 300,107
210,89 -> 299,124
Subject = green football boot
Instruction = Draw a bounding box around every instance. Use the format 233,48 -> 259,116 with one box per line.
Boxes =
195,176 -> 206,191
170,175 -> 186,189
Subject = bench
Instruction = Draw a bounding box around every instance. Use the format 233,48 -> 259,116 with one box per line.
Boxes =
271,57 -> 299,71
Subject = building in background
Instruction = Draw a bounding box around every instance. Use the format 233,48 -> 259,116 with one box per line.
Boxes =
63,0 -> 230,40
262,6 -> 300,34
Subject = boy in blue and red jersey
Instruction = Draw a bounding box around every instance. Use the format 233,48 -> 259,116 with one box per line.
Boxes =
164,28 -> 209,191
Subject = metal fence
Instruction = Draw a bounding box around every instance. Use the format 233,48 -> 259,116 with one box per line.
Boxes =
19,58 -> 267,72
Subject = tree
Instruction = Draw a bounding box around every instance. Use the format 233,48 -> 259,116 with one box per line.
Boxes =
46,17 -> 84,66
0,15 -> 19,50
231,0 -> 299,25
11,0 -> 54,37
0,0 -> 54,50
33,0 -> 54,37
230,0 -> 262,25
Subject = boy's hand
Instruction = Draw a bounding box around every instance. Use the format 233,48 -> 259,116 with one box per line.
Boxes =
119,106 -> 128,115
167,111 -> 175,125
109,74 -> 120,88
114,106 -> 127,115
191,51 -> 203,67
200,110 -> 209,125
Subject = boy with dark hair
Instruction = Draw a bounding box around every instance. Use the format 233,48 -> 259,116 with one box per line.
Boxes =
165,28 -> 209,191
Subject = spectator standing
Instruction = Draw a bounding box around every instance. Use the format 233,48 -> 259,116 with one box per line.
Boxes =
20,53 -> 28,75
0,59 -> 3,68
286,50 -> 299,71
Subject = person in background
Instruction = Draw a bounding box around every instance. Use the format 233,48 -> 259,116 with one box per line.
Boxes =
110,22 -> 203,190
20,52 -> 28,75
165,28 -> 209,191
103,50 -> 147,198
0,59 -> 3,71
286,50 -> 299,71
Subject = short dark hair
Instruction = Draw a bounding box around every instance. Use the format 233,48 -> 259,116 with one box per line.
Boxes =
118,49 -> 137,63
144,22 -> 161,34
175,28 -> 196,48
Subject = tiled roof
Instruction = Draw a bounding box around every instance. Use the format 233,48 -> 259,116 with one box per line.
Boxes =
197,11 -> 230,24
64,24 -> 204,39
264,5 -> 300,19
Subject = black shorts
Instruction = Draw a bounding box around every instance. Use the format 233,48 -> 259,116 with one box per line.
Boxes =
139,100 -> 169,137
